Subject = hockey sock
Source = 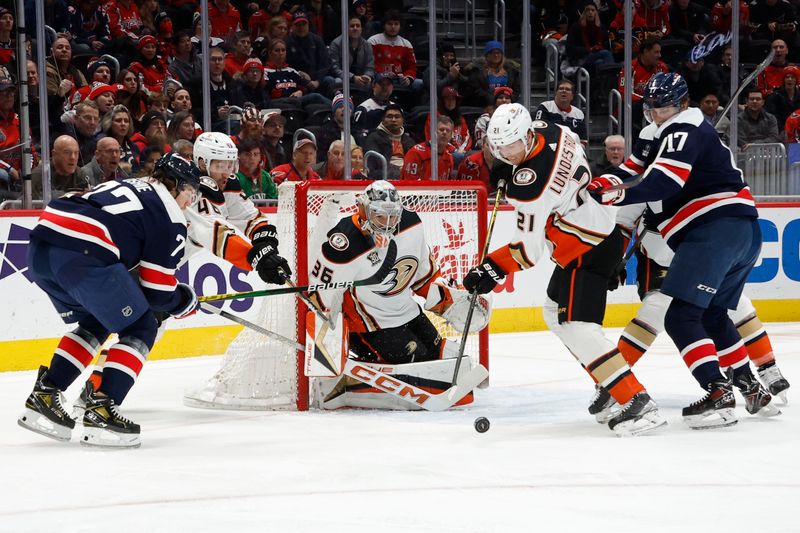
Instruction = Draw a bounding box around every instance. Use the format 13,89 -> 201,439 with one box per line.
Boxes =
617,318 -> 658,367
664,300 -> 726,390
88,351 -> 108,391
47,327 -> 102,391
100,337 -> 150,405
702,305 -> 750,380
735,314 -> 776,367
585,348 -> 645,405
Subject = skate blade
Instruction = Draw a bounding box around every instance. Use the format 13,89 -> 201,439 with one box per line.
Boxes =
684,408 -> 738,430
776,391 -> 788,405
80,427 -> 140,449
612,411 -> 667,437
756,402 -> 782,418
17,409 -> 72,442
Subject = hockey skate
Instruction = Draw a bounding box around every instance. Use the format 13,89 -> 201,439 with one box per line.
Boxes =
682,380 -> 738,429
71,382 -> 91,420
588,385 -> 618,423
80,383 -> 141,448
607,392 -> 666,437
732,371 -> 781,417
757,362 -> 790,404
17,366 -> 75,442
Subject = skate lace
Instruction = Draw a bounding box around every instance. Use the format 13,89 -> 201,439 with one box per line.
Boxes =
109,403 -> 134,426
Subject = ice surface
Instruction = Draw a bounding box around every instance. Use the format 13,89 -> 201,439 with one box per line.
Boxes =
1,325 -> 799,532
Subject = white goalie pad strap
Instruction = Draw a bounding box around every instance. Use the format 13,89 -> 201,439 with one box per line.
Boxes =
304,311 -> 348,377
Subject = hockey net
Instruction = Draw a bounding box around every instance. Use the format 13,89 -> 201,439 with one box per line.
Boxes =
184,180 -> 489,411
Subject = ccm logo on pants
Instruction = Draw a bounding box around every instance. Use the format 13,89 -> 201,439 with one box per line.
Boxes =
696,284 -> 718,294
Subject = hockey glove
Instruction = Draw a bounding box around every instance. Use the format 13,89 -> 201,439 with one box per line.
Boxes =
247,243 -> 292,285
607,259 -> 627,291
251,224 -> 280,249
463,257 -> 505,295
587,175 -> 625,205
171,283 -> 200,319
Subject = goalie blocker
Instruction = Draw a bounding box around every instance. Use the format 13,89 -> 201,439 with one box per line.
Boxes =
307,181 -> 491,410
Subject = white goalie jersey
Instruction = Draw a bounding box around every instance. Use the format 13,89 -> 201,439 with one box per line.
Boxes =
309,209 -> 445,332
183,176 -> 273,271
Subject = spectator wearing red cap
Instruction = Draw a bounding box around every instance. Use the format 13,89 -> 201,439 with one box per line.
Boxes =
199,0 -> 242,41
401,115 -> 455,181
424,86 -> 473,155
767,65 -> 800,131
46,38 -> 88,133
286,10 -> 335,98
757,39 -> 796,98
128,35 -> 169,94
0,7 -> 15,65
69,0 -> 112,55
232,58 -> 271,110
225,31 -> 253,76
248,0 -> 293,41
270,137 -> 321,184
474,86 -> 513,149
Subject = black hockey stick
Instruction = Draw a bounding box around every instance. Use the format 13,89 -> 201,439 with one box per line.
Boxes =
451,179 -> 506,385
605,48 -> 776,193
199,240 -> 397,303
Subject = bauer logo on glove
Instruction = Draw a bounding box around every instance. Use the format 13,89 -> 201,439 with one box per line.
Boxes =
463,257 -> 506,295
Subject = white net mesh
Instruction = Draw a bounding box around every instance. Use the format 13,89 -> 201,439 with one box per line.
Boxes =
184,181 -> 486,410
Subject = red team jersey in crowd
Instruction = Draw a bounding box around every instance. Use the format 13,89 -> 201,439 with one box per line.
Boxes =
456,151 -> 491,191
247,9 -> 292,40
367,33 -> 418,79
757,64 -> 796,97
105,0 -> 143,40
786,110 -> 800,142
400,143 -> 454,180
269,163 -> 321,185
618,58 -> 670,101
201,2 -> 242,39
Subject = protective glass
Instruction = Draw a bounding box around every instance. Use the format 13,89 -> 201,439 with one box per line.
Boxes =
643,101 -> 678,124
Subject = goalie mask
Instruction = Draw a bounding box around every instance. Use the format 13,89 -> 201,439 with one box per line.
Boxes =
357,180 -> 403,248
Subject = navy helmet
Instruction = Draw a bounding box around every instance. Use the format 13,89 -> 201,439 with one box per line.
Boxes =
642,72 -> 689,110
154,152 -> 201,193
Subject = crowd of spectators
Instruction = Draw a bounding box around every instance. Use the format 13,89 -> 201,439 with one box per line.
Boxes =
0,0 -> 799,203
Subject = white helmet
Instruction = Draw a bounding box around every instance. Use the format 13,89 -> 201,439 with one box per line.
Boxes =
486,103 -> 534,165
357,180 -> 402,247
193,131 -> 238,169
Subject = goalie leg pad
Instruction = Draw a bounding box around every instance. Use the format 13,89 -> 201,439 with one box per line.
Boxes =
313,358 -> 477,410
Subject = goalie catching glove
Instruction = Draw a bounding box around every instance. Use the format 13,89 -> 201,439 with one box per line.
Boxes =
463,257 -> 505,295
424,279 -> 491,333
247,225 -> 292,285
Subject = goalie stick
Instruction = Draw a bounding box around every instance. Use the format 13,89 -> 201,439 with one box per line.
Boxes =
451,179 -> 505,385
199,240 -> 397,303
207,300 -> 489,411
605,48 -> 776,193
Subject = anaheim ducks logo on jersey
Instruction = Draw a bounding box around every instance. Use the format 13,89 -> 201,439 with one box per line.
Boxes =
329,232 -> 349,251
376,256 -> 419,297
513,168 -> 537,186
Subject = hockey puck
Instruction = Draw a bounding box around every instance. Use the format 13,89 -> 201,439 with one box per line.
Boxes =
474,416 -> 490,433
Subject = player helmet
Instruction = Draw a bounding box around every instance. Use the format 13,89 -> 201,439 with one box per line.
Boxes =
193,131 -> 239,179
642,72 -> 689,123
153,152 -> 202,204
357,180 -> 403,248
486,103 -> 535,165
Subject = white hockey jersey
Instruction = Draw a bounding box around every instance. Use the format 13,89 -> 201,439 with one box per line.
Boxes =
488,121 -> 616,273
310,210 -> 441,332
184,175 -> 273,271
616,203 -> 675,267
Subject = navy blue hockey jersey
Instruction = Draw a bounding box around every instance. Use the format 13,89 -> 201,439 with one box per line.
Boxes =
605,108 -> 758,248
30,179 -> 188,311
